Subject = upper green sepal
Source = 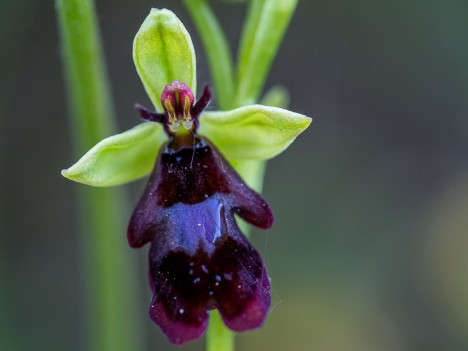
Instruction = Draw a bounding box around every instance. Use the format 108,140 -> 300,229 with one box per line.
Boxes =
133,8 -> 197,111
199,105 -> 311,161
61,122 -> 166,187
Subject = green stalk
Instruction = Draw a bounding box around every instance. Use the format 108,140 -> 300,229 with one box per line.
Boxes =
56,0 -> 114,148
55,1 -> 144,351
236,0 -> 298,105
207,311 -> 235,351
182,0 -> 236,110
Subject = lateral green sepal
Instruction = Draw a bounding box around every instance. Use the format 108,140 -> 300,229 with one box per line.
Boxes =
199,104 -> 311,161
62,122 -> 166,186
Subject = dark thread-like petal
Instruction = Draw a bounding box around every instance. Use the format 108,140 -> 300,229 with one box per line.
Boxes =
135,103 -> 165,124
135,81 -> 212,135
191,84 -> 212,119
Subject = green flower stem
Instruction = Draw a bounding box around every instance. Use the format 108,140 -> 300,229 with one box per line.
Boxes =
56,0 -> 114,150
236,0 -> 298,105
182,0 -> 236,110
207,311 -> 235,351
56,1 -> 143,351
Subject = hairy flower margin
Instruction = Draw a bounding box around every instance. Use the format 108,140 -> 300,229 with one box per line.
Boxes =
62,8 -> 311,345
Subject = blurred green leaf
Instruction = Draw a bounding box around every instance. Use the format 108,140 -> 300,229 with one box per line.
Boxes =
199,105 -> 311,161
62,122 -> 166,186
182,0 -> 236,110
236,0 -> 298,105
133,8 -> 196,111
261,85 -> 290,108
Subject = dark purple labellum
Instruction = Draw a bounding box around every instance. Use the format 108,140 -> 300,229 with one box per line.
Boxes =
128,137 -> 273,344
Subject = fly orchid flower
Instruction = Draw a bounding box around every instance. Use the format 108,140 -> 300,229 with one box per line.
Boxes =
128,80 -> 274,343
62,8 -> 311,345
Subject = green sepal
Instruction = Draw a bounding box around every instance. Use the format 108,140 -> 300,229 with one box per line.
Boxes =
133,8 -> 197,111
61,122 -> 166,187
199,105 -> 311,161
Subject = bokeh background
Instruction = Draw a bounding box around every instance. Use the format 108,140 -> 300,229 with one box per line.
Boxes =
2,0 -> 468,350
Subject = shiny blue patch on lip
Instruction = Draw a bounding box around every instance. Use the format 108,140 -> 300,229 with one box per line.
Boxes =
202,198 -> 224,244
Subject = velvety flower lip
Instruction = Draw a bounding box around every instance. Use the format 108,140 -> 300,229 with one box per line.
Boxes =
127,81 -> 274,344
128,137 -> 273,248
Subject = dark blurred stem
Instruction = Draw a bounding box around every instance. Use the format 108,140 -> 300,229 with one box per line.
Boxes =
0,254 -> 16,350
55,1 -> 144,351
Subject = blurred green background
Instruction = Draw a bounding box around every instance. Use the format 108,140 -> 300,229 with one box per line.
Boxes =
2,0 -> 468,350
